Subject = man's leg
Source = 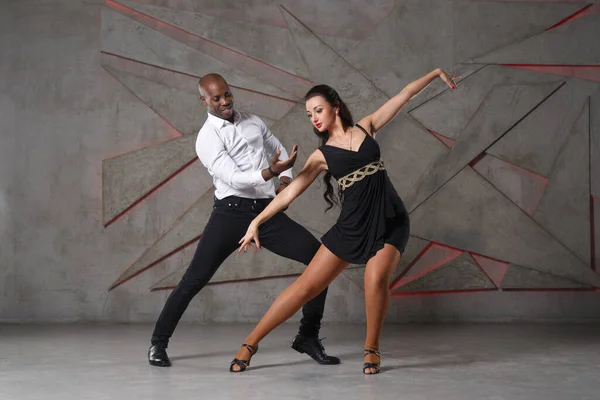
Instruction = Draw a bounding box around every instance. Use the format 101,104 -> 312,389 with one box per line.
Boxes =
148,205 -> 247,366
259,212 -> 340,365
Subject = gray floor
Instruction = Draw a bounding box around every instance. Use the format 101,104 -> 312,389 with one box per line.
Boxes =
1,323 -> 599,400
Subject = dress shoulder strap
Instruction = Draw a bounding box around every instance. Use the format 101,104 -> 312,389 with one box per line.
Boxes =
355,123 -> 370,136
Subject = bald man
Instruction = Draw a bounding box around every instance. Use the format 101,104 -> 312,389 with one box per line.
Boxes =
148,74 -> 339,367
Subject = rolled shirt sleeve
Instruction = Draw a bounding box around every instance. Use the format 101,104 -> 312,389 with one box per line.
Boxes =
196,126 -> 266,189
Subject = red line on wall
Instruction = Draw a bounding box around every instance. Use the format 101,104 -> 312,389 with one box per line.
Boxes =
151,272 -> 304,291
501,288 -> 594,292
101,51 -> 300,104
105,0 -> 311,97
109,234 -> 202,290
389,242 -> 433,290
546,4 -> 595,31
391,288 -> 496,297
103,157 -> 197,227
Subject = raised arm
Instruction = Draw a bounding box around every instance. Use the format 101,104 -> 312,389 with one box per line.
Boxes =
256,116 -> 294,182
238,149 -> 328,252
359,68 -> 457,134
196,127 -> 297,188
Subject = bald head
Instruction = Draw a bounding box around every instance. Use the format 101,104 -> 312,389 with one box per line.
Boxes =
198,73 -> 234,120
198,73 -> 227,97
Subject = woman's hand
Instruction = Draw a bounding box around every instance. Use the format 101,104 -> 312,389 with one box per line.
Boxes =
437,69 -> 458,90
238,221 -> 260,253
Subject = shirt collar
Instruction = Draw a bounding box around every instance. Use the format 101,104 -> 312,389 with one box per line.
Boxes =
206,110 -> 240,128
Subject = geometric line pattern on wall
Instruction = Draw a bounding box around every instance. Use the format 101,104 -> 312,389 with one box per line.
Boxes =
149,245 -> 316,291
386,236 -> 431,292
410,167 -> 600,287
393,236 -> 432,284
116,0 -> 310,79
428,130 -> 456,149
409,65 -> 499,140
343,236 -> 430,291
503,65 -> 600,83
453,1 -> 584,63
545,4 -> 600,31
376,113 -> 451,212
151,271 -> 305,291
100,61 -> 295,227
390,243 -> 463,291
470,254 -> 510,288
500,264 -> 591,291
150,239 -> 442,293
103,65 -> 206,137
408,80 -> 563,212
393,251 -> 496,295
121,0 -> 396,40
409,65 -> 507,140
102,135 -> 197,227
99,0 -> 600,298
155,237 -> 431,293
101,5 -> 298,100
471,154 -> 548,217
99,10 -> 300,226
405,64 -> 485,113
99,51 -> 206,96
318,236 -> 430,291
342,0 -> 455,97
342,236 -> 431,293
106,0 -> 313,98
533,101 -> 591,264
279,5 -> 387,115
473,11 -> 600,65
149,254 -> 192,291
109,189 -> 214,290
101,54 -> 298,133
487,79 -> 599,177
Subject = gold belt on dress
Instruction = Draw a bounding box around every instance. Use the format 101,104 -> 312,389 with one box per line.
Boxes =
337,159 -> 385,191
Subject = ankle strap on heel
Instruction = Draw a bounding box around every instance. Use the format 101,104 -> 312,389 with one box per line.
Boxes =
241,343 -> 258,355
364,348 -> 380,357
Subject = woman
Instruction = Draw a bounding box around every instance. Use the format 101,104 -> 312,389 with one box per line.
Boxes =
230,68 -> 457,374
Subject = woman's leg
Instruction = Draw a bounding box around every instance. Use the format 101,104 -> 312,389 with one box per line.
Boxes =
231,245 -> 348,370
363,244 -> 401,373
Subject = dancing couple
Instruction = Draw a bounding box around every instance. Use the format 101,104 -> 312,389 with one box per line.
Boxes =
148,69 -> 456,375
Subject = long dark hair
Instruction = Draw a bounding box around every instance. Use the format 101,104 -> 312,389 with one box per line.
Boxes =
304,84 -> 354,211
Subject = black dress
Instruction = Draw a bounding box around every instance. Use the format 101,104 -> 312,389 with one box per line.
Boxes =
318,124 -> 410,264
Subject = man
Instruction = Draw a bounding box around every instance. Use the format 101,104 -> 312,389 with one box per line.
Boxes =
148,73 -> 339,367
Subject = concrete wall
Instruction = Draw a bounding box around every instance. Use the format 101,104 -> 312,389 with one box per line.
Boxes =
1,0 -> 600,323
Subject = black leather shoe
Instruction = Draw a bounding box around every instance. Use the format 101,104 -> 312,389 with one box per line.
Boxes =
148,345 -> 171,367
291,335 -> 341,365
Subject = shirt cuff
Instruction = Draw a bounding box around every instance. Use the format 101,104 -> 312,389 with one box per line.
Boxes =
252,169 -> 266,185
279,168 -> 293,180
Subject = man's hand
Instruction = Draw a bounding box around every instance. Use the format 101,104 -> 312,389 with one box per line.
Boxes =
270,145 -> 298,175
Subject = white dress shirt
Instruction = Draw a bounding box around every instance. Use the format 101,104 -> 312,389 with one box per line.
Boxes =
195,111 -> 293,200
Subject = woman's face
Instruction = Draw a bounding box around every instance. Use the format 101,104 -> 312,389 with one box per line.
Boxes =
306,95 -> 337,132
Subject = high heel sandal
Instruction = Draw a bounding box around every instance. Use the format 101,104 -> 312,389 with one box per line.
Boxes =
229,343 -> 258,373
363,348 -> 381,375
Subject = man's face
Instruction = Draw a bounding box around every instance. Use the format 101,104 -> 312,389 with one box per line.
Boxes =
200,80 -> 234,120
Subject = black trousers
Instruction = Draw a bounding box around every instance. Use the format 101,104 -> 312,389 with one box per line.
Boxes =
151,196 -> 327,347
